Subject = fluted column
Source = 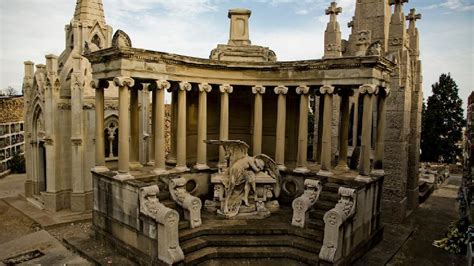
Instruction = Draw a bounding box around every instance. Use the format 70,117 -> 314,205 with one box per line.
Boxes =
274,85 -> 288,171
318,85 -> 335,177
218,84 -> 233,170
294,85 -> 310,174
175,81 -> 192,172
129,86 -> 141,170
335,90 -> 351,171
152,80 -> 171,175
252,85 -> 265,155
195,83 -> 212,170
114,77 -> 135,180
91,79 -> 109,172
372,87 -> 389,176
356,84 -> 378,180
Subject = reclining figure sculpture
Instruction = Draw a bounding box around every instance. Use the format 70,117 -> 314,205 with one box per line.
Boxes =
206,140 -> 281,218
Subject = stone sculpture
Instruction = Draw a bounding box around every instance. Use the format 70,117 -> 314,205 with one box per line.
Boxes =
139,185 -> 184,264
319,187 -> 357,262
206,140 -> 281,218
169,177 -> 202,228
292,179 -> 323,228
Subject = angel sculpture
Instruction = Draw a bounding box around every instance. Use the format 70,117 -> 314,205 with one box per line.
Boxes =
206,140 -> 281,218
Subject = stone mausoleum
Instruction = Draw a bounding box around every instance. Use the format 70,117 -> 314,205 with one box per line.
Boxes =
22,0 -> 423,264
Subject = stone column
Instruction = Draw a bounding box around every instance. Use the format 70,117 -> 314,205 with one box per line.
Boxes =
274,85 -> 288,171
335,91 -> 350,171
114,77 -> 135,180
294,85 -> 310,174
372,88 -> 389,176
318,85 -> 335,177
152,80 -> 171,175
195,83 -> 212,170
356,84 -> 378,181
252,85 -> 265,155
218,84 -> 233,169
149,89 -> 156,165
129,87 -> 141,170
91,79 -> 109,172
175,82 -> 191,172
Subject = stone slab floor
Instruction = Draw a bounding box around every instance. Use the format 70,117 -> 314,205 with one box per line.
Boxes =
356,174 -> 466,266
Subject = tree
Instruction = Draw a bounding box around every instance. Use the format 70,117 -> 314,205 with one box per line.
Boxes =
421,73 -> 465,163
1,86 -> 18,96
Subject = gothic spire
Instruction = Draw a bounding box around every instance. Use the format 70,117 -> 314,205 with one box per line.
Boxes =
73,0 -> 106,25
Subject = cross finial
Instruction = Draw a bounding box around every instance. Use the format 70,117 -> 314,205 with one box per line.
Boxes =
326,2 -> 342,22
406,8 -> 421,22
390,0 -> 408,13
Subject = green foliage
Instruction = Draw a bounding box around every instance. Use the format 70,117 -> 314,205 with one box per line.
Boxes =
421,73 -> 465,163
9,152 -> 25,173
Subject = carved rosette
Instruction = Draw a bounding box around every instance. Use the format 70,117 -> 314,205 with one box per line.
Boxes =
356,30 -> 371,47
319,186 -> 357,263
198,83 -> 212,93
296,85 -> 310,95
292,179 -> 323,228
319,85 -> 335,95
219,84 -> 233,94
113,76 -> 135,88
251,85 -> 266,95
155,79 -> 171,91
274,85 -> 288,95
179,81 -> 192,92
359,84 -> 378,95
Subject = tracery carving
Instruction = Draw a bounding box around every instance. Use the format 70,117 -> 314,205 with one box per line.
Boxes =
291,179 -> 323,228
169,177 -> 202,228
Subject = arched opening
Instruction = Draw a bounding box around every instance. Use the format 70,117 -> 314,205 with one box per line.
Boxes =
105,115 -> 119,160
32,105 -> 46,195
91,34 -> 102,49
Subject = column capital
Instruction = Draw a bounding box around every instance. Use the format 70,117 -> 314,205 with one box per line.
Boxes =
114,76 -> 135,88
319,85 -> 335,95
296,85 -> 310,95
198,83 -> 212,93
156,79 -> 171,90
359,84 -> 379,95
219,84 -> 233,94
252,85 -> 266,94
274,85 -> 288,95
91,79 -> 110,90
179,81 -> 192,91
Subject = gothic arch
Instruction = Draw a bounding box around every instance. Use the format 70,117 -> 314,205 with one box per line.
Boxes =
104,115 -> 119,159
31,103 -> 46,195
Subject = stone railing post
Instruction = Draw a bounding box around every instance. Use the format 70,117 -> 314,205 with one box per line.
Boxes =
292,179 -> 323,228
319,187 -> 357,263
169,177 -> 202,228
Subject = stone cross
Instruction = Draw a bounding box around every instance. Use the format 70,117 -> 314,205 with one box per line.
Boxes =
325,2 -> 342,22
406,8 -> 421,28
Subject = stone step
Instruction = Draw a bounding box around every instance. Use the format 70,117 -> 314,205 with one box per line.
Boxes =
158,191 -> 170,201
179,225 -> 323,243
319,191 -> 339,203
323,182 -> 340,193
307,219 -> 325,230
181,234 -> 322,255
183,246 -> 319,265
309,209 -> 326,220
314,200 -> 336,211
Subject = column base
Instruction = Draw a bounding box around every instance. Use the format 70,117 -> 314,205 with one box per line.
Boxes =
146,160 -> 155,166
173,166 -> 190,173
277,164 -> 287,172
317,169 -> 334,177
370,169 -> 385,177
151,168 -> 169,175
113,172 -> 134,181
194,164 -> 210,171
91,165 -> 109,173
293,167 -> 310,174
166,157 -> 177,165
129,161 -> 143,170
334,164 -> 350,172
355,174 -> 374,183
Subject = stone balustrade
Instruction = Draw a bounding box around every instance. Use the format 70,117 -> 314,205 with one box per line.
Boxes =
291,179 -> 323,228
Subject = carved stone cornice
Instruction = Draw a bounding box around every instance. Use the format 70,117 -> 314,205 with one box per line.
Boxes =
156,79 -> 171,91
113,76 -> 135,88
251,85 -> 266,94
319,85 -> 335,95
178,81 -> 192,91
296,85 -> 310,95
359,84 -> 379,95
198,83 -> 212,93
274,85 -> 288,95
219,84 -> 233,94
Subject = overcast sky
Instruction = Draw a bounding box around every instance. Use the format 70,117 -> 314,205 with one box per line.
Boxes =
0,0 -> 473,106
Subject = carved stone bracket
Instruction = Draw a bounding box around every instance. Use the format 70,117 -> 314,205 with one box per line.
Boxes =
139,185 -> 184,264
319,186 -> 357,263
291,179 -> 323,228
169,177 -> 202,228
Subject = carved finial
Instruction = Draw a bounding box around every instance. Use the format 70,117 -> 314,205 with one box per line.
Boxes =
406,8 -> 421,28
326,2 -> 342,22
389,0 -> 408,13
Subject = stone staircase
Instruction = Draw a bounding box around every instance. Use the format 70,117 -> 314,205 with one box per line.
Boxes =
157,181 -> 342,265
